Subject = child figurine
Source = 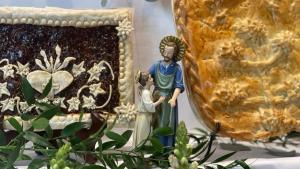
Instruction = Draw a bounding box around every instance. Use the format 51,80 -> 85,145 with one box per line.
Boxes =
133,70 -> 165,147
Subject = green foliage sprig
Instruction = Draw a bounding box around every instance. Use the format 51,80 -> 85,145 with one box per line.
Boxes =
50,143 -> 72,169
0,78 -> 252,169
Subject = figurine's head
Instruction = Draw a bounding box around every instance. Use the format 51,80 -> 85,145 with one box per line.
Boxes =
163,42 -> 178,62
135,71 -> 153,88
160,36 -> 187,62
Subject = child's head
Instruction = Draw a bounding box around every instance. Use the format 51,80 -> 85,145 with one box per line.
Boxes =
135,71 -> 153,87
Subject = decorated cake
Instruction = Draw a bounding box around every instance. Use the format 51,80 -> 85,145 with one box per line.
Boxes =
173,0 -> 300,140
0,7 -> 134,130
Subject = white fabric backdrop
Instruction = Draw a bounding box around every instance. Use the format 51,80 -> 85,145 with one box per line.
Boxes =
1,0 -> 300,168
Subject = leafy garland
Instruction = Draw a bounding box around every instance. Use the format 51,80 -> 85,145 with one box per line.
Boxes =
0,78 -> 251,169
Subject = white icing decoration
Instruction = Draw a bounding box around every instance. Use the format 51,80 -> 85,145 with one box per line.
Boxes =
27,18 -> 33,24
48,20 -> 53,25
0,63 -> 15,79
82,95 -> 96,109
98,21 -> 103,25
13,18 -> 18,24
67,97 -> 81,111
39,97 -> 51,104
72,61 -> 86,77
87,62 -> 106,82
116,18 -> 134,38
36,45 -> 75,73
19,101 -> 35,113
114,102 -> 137,123
91,21 -> 96,26
0,82 -> 10,98
0,98 -> 15,112
27,45 -> 75,98
7,18 -> 12,24
16,61 -> 30,76
77,85 -> 89,98
53,97 -> 67,109
95,85 -> 112,109
0,7 -> 134,128
21,18 -> 26,23
84,21 -> 90,26
61,20 -> 67,26
89,83 -> 106,97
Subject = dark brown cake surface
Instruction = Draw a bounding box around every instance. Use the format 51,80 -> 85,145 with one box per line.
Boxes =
0,24 -> 120,115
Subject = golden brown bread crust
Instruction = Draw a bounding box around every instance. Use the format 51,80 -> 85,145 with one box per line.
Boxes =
173,0 -> 300,141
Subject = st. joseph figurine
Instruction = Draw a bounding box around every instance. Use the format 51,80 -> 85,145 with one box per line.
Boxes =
149,36 -> 186,147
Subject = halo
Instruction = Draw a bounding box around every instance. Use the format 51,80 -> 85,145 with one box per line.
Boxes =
159,35 -> 187,62
135,70 -> 141,84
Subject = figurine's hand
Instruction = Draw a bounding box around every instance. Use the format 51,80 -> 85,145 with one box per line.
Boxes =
159,96 -> 165,102
168,99 -> 176,108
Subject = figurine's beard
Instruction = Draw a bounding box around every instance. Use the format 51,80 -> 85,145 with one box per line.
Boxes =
164,56 -> 172,62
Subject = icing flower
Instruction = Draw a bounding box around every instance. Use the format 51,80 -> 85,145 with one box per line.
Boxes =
0,98 -> 15,112
67,97 -> 81,111
0,82 -> 10,98
82,95 -> 96,109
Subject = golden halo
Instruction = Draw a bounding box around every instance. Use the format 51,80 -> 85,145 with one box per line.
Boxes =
159,35 -> 187,62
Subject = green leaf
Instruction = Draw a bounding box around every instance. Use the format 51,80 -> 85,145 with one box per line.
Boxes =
62,122 -> 85,137
96,143 -> 106,168
0,130 -> 6,146
40,77 -> 52,99
7,145 -> 21,167
82,165 -> 106,169
20,113 -> 35,121
197,148 -> 216,164
225,159 -> 247,168
0,146 -> 16,152
28,159 -> 47,169
192,140 -> 208,154
70,136 -> 82,145
235,160 -> 250,169
20,154 -> 32,160
117,163 -> 126,169
23,131 -> 53,148
21,77 -> 35,105
195,128 -> 209,135
105,131 -> 127,145
122,130 -> 133,141
216,165 -> 226,169
35,102 -> 55,112
152,127 -> 173,136
103,155 -> 117,169
73,120 -> 107,150
150,138 -> 163,153
123,155 -> 135,169
204,166 -> 214,169
45,125 -> 53,138
115,130 -> 133,149
32,118 -> 49,130
213,151 -> 236,163
102,141 -> 117,150
79,108 -> 84,122
7,118 -> 22,133
38,106 -> 60,120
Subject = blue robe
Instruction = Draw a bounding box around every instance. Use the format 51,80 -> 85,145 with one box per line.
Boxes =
149,60 -> 184,147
